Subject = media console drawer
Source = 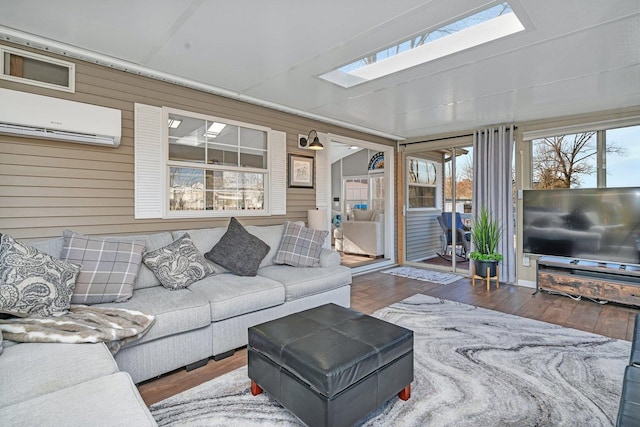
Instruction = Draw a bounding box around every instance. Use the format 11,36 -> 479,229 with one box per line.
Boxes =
538,272 -> 604,299
537,256 -> 640,307
603,283 -> 640,307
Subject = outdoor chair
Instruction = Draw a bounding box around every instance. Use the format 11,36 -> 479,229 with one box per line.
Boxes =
437,212 -> 471,259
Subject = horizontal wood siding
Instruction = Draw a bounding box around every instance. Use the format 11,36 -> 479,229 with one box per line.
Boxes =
405,210 -> 441,262
0,42 -> 395,241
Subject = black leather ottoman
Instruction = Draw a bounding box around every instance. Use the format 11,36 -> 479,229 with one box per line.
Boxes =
248,303 -> 413,427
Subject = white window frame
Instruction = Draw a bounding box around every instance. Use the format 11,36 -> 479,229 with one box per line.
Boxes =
523,116 -> 640,190
0,45 -> 75,93
163,107 -> 274,218
406,156 -> 441,211
342,175 -> 370,214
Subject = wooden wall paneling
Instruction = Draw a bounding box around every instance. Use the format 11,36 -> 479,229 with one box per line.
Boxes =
0,41 -> 394,241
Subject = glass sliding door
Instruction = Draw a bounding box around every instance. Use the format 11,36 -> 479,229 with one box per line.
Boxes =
403,142 -> 473,274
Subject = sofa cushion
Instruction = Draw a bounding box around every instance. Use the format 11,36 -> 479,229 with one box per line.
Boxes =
98,286 -> 211,345
60,230 -> 145,304
353,209 -> 374,221
27,236 -> 64,259
0,372 -> 157,427
0,342 -> 118,409
244,223 -> 289,267
258,265 -> 352,301
103,232 -> 175,290
173,228 -> 228,273
143,234 -> 215,290
29,233 -> 175,290
189,274 -> 285,322
205,217 -> 270,277
175,222 -> 306,271
273,221 -> 328,268
0,234 -> 80,317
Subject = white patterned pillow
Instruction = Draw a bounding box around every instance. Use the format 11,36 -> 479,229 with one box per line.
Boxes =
273,221 -> 328,268
142,234 -> 214,290
0,233 -> 80,317
61,231 -> 145,304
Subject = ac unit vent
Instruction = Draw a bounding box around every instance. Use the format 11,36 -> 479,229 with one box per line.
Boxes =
0,88 -> 121,147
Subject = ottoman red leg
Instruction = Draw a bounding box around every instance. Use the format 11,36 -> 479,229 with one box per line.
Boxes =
250,380 -> 263,396
398,384 -> 411,401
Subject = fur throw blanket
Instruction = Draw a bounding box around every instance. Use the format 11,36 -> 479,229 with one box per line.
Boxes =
0,305 -> 155,354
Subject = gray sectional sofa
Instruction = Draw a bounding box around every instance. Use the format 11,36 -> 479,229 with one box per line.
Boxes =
0,221 -> 352,426
0,342 -> 157,426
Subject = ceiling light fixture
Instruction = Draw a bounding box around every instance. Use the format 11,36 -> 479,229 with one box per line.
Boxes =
300,130 -> 324,150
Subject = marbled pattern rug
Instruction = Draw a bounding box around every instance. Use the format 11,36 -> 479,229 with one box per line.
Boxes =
150,294 -> 630,426
382,266 -> 463,285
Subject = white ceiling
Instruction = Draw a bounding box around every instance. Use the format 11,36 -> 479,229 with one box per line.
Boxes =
1,0 -> 639,140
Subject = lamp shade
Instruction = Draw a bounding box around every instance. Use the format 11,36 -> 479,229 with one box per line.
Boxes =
307,209 -> 328,231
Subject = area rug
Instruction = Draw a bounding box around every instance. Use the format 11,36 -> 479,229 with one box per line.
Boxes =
382,266 -> 462,285
150,294 -> 630,426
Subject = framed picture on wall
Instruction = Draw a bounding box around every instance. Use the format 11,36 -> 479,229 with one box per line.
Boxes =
288,154 -> 314,188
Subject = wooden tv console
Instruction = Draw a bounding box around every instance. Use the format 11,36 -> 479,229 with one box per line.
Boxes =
536,256 -> 640,307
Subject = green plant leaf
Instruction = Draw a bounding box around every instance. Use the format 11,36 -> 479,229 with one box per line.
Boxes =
469,207 -> 503,259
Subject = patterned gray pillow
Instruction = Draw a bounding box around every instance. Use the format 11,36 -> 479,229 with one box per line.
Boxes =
273,221 -> 328,267
143,233 -> 214,290
61,231 -> 145,304
0,233 -> 80,317
205,217 -> 270,277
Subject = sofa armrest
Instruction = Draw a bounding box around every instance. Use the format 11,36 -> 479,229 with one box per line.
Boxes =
319,248 -> 341,267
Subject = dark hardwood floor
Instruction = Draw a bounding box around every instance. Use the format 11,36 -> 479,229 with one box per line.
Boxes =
137,271 -> 640,406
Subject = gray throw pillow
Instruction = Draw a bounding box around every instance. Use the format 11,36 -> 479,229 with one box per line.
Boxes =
205,217 -> 270,277
143,233 -> 214,289
273,221 -> 328,267
0,233 -> 80,317
60,230 -> 145,304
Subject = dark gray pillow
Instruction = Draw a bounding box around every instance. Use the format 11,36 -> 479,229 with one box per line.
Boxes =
205,217 -> 270,277
0,233 -> 80,317
143,233 -> 214,290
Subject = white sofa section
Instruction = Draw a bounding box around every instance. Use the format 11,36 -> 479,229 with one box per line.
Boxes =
341,210 -> 385,257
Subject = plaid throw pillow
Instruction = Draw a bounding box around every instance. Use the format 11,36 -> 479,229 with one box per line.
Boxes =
143,233 -> 214,290
61,230 -> 145,304
273,221 -> 328,267
0,233 -> 80,317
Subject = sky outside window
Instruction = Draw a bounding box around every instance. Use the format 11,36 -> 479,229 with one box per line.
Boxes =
321,2 -> 522,88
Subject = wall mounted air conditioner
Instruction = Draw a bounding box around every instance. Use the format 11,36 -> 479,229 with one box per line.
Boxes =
0,88 -> 121,147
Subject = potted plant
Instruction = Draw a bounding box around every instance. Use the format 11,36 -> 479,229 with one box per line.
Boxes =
469,207 -> 503,278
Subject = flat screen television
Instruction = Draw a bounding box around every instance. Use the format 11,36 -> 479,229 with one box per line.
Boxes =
523,187 -> 640,265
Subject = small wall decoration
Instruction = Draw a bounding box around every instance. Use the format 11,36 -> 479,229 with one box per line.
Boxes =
368,152 -> 385,170
288,154 -> 315,188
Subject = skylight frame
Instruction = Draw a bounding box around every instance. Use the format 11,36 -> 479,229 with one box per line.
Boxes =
320,2 -> 524,88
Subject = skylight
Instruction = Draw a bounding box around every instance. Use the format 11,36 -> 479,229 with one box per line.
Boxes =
205,122 -> 226,137
320,2 -> 524,88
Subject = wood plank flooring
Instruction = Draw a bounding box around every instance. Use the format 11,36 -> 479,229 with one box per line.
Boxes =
137,271 -> 640,406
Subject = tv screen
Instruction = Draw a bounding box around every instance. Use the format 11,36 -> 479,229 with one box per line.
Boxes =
523,187 -> 640,264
